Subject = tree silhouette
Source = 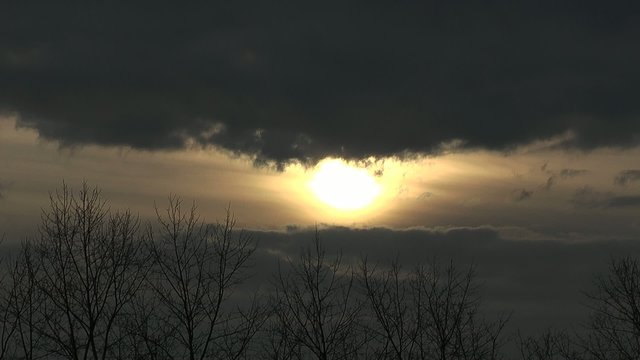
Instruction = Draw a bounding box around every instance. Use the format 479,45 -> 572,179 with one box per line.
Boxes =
11,182 -> 639,360
516,329 -> 582,360
267,231 -> 367,360
358,258 -> 416,360
0,236 -> 18,360
6,241 -> 46,360
516,257 -> 640,360
580,256 -> 640,360
31,182 -> 149,360
144,196 -> 260,360
359,258 -> 508,360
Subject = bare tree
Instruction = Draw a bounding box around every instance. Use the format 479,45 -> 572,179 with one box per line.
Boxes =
0,236 -> 19,360
6,241 -> 47,360
413,261 -> 507,360
358,258 -> 417,360
145,197 -> 259,360
260,311 -> 303,360
0,272 -> 16,360
268,231 -> 366,360
121,289 -> 176,360
516,329 -> 583,360
580,256 -> 640,360
32,182 -> 149,360
518,256 -> 640,360
360,258 -> 508,360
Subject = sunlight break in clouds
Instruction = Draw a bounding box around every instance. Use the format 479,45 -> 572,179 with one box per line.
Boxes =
309,159 -> 381,211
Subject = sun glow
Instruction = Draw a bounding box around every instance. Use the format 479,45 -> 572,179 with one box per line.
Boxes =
309,159 -> 381,211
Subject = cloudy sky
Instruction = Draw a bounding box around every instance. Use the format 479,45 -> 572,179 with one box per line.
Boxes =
2,1 -> 640,338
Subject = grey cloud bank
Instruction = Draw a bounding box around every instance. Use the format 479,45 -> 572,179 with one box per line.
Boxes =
247,225 -> 640,335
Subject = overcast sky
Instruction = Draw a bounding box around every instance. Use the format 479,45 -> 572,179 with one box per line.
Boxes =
2,1 -> 640,340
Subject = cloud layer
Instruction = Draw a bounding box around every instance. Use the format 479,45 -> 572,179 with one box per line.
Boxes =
248,225 -> 640,333
2,2 -> 640,165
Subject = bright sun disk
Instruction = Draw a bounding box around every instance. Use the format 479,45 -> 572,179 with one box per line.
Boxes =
309,159 -> 381,211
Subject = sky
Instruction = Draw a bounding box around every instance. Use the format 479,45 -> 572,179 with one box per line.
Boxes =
2,1 -> 640,340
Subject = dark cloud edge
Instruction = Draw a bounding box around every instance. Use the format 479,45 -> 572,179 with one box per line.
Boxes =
10,111 -> 631,172
247,224 -> 640,256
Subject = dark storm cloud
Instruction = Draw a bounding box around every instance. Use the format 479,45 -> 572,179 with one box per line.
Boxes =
246,225 -> 640,333
614,169 -> 640,186
2,1 -> 640,165
571,186 -> 640,209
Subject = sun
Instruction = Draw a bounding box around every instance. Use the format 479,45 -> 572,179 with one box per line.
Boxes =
309,159 -> 381,211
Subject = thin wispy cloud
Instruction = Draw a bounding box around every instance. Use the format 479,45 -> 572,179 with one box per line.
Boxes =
615,169 -> 640,186
560,168 -> 589,178
571,187 -> 640,209
513,189 -> 533,202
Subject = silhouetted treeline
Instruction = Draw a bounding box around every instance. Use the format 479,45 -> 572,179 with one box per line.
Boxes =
0,183 -> 638,359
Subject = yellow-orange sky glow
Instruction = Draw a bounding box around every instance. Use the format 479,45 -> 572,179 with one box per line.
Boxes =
1,115 -> 639,242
